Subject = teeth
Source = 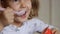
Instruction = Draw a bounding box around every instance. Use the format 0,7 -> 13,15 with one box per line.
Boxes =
14,10 -> 26,16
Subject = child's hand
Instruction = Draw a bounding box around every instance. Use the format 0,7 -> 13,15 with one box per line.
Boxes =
3,7 -> 14,24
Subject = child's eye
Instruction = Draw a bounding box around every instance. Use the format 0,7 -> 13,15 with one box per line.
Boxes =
10,0 -> 20,2
14,0 -> 18,2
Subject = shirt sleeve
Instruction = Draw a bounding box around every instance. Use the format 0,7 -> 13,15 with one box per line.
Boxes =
34,18 -> 54,32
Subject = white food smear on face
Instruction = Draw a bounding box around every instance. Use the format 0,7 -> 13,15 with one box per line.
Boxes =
0,7 -> 5,11
14,9 -> 26,16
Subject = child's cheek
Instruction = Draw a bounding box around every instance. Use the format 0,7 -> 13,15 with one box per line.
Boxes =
26,2 -> 32,9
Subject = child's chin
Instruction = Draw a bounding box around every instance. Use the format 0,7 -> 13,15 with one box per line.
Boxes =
20,18 -> 27,22
15,17 -> 27,22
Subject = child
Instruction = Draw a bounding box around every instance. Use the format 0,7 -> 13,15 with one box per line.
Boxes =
0,0 -> 56,34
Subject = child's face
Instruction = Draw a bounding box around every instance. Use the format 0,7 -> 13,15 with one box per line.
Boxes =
8,0 -> 32,22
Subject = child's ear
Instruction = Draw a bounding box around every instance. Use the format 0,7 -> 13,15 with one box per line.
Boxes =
3,7 -> 14,24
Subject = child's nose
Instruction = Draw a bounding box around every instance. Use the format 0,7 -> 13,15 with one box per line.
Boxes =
20,1 -> 26,8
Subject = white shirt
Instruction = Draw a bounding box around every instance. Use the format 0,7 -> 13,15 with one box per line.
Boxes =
1,18 -> 54,34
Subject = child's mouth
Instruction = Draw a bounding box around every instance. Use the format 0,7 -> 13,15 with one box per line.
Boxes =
14,9 -> 27,18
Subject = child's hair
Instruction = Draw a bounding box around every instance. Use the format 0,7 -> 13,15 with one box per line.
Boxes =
29,0 -> 39,19
1,0 -> 39,19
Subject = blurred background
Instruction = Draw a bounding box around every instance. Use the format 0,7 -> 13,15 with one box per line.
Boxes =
38,0 -> 60,30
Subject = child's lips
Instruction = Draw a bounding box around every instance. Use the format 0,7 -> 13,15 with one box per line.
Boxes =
14,10 -> 27,17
